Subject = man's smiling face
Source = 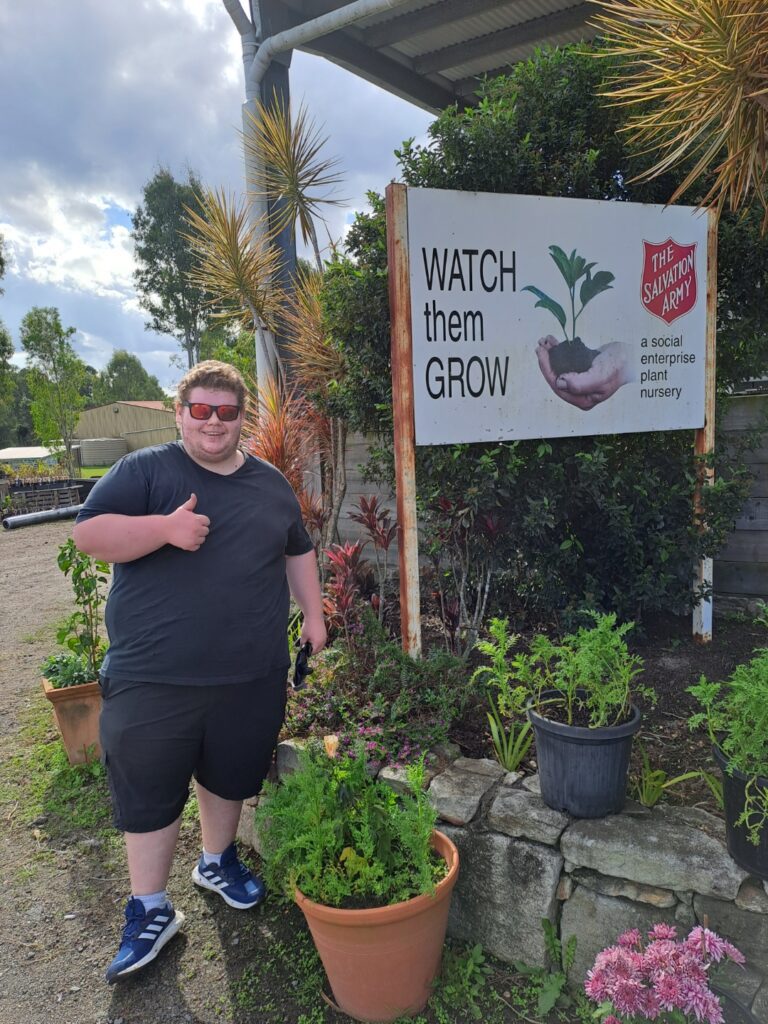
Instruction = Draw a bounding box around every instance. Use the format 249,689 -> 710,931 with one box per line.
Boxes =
175,387 -> 243,469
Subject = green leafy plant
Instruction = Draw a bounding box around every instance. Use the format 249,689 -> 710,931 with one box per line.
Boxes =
430,943 -> 491,1022
630,743 -> 704,807
256,744 -> 444,909
472,618 -> 532,772
520,611 -> 653,728
688,649 -> 768,844
523,245 -> 615,343
41,539 -> 110,688
514,918 -> 577,1017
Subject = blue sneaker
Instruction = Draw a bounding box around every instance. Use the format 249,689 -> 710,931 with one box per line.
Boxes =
105,898 -> 185,983
192,843 -> 266,909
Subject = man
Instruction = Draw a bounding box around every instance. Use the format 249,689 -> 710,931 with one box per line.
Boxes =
73,360 -> 326,983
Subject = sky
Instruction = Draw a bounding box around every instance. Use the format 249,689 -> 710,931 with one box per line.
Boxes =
0,0 -> 434,390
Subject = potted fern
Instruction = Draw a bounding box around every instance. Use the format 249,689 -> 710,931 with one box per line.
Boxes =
521,612 -> 653,817
688,650 -> 768,880
41,538 -> 109,765
256,740 -> 459,1023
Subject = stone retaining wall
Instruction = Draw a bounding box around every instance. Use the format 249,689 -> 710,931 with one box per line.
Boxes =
240,743 -> 768,1021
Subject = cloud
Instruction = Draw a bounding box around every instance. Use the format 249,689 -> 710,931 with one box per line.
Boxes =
0,0 -> 434,387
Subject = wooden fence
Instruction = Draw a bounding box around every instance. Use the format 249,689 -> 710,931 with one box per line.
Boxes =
715,393 -> 768,606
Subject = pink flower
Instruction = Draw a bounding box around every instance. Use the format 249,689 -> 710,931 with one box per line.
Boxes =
684,926 -> 745,966
584,923 -> 743,1024
617,928 -> 642,948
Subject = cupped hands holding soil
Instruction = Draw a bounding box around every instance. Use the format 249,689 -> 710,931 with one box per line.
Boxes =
537,335 -> 633,411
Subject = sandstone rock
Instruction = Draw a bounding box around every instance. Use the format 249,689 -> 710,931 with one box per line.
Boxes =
236,797 -> 262,853
561,809 -> 746,899
441,825 -> 562,967
488,787 -> 569,846
276,738 -> 305,778
522,774 -> 541,795
751,982 -> 768,1022
736,877 -> 768,915
571,868 -> 676,908
711,959 -> 764,1008
693,894 -> 768,969
378,763 -> 435,796
557,875 -> 573,901
562,887 -> 679,986
428,758 -> 504,825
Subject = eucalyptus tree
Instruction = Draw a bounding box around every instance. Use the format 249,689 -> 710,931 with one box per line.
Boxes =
93,350 -> 165,404
132,169 -> 211,368
19,307 -> 86,475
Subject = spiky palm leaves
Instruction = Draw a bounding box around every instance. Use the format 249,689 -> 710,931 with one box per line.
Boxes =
243,99 -> 345,269
281,265 -> 347,547
592,0 -> 768,225
183,188 -> 283,341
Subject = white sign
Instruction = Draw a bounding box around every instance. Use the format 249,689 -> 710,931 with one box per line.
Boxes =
405,188 -> 709,445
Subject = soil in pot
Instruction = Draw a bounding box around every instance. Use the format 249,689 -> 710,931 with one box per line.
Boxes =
548,336 -> 600,375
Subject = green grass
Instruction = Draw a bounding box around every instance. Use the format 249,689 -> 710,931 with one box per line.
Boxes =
78,465 -> 113,477
0,696 -> 112,840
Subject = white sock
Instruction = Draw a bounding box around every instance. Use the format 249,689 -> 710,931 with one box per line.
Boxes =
134,889 -> 169,912
202,848 -> 223,866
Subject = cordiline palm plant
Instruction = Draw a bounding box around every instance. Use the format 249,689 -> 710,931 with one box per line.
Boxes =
281,265 -> 348,548
182,188 -> 284,355
591,0 -> 768,226
243,98 -> 346,269
241,371 -> 324,530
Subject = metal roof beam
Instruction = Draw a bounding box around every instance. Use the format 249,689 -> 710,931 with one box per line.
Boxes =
414,2 -> 591,74
365,0 -> 523,49
263,0 -> 456,110
307,32 -> 456,110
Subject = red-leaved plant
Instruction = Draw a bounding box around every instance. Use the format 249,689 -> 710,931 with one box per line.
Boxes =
322,541 -> 369,645
585,924 -> 745,1024
347,495 -> 397,623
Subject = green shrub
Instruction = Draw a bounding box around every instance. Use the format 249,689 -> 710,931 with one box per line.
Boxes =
256,745 -> 443,908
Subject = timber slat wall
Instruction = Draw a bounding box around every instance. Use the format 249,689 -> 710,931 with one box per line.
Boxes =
715,394 -> 768,603
337,433 -> 396,546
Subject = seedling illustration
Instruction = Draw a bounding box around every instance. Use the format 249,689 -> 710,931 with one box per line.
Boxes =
523,246 -> 615,376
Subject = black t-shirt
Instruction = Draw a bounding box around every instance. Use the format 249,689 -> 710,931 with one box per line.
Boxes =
75,442 -> 313,685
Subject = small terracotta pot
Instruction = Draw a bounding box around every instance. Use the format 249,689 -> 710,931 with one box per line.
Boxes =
295,829 -> 459,1023
41,677 -> 101,765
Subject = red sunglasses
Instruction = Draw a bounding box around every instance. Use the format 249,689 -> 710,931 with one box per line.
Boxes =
182,401 -> 242,422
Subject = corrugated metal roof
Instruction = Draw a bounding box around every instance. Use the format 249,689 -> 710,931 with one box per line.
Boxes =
0,447 -> 56,461
117,401 -> 170,411
277,0 -> 598,112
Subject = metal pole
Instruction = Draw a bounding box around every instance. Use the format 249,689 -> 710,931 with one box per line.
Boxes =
246,0 -> 413,90
386,183 -> 421,657
692,208 -> 718,643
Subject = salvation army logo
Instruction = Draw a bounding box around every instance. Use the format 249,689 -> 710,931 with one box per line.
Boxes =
641,239 -> 697,325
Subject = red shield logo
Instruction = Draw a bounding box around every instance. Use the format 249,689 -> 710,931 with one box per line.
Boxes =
641,239 -> 697,325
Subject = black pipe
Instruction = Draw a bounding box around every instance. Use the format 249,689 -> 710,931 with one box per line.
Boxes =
2,504 -> 83,530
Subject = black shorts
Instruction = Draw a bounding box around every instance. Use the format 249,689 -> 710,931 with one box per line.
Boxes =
99,670 -> 287,833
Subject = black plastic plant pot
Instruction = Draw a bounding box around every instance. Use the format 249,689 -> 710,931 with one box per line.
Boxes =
527,691 -> 642,818
713,745 -> 768,881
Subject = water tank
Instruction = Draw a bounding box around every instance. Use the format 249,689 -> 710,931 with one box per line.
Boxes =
79,438 -> 129,466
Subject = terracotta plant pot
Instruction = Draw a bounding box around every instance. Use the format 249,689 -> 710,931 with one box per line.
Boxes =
295,829 -> 459,1023
41,677 -> 101,765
